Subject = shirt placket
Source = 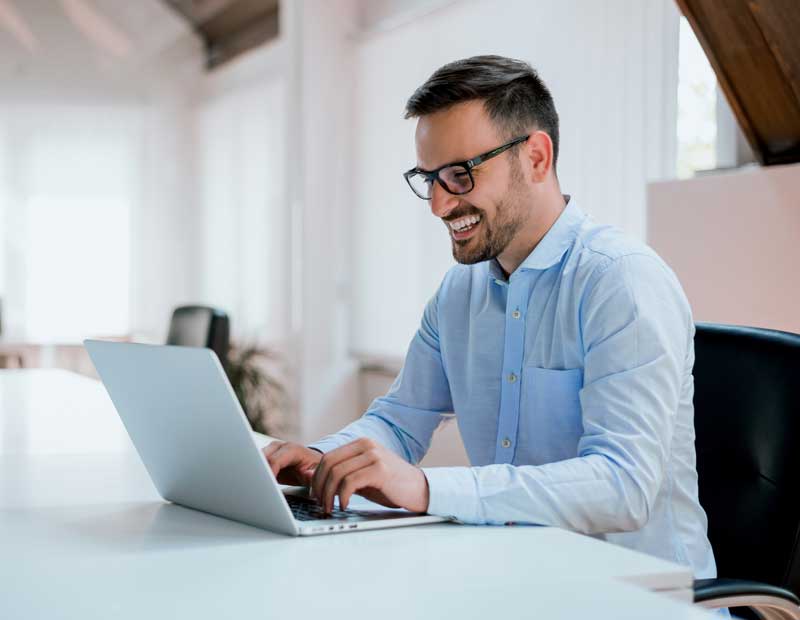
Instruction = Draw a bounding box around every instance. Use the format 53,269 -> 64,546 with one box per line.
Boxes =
493,271 -> 533,464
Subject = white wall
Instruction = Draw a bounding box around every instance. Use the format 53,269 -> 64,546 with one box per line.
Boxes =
648,163 -> 800,334
132,92 -> 200,342
282,0 -> 363,441
193,44 -> 290,344
350,0 -> 681,358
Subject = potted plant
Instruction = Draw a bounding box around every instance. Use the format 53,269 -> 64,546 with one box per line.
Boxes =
224,343 -> 290,437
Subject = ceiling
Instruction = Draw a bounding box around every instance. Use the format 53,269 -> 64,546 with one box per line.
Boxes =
678,0 -> 800,166
163,0 -> 279,69
0,0 -> 190,65
0,0 -> 197,100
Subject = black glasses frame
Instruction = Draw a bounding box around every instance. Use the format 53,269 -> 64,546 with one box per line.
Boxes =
403,134 -> 529,200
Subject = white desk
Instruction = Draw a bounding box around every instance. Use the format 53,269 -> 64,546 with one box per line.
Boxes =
0,370 -> 715,619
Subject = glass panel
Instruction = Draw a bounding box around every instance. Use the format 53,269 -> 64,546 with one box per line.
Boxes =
677,16 -> 717,179
407,172 -> 434,198
439,165 -> 472,194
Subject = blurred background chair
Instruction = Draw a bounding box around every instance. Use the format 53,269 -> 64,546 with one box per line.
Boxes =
693,322 -> 800,619
0,353 -> 24,368
166,305 -> 230,367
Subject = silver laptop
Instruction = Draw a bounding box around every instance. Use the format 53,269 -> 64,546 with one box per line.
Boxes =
84,339 -> 448,536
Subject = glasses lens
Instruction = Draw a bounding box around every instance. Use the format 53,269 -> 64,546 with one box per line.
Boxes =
406,172 -> 433,199
439,165 -> 473,195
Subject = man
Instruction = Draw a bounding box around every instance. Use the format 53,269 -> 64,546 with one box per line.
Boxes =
264,55 -> 717,579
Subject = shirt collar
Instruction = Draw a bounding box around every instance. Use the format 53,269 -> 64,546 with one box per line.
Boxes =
488,195 -> 585,281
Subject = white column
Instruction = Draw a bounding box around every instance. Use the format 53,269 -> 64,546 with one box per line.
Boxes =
284,0 -> 361,442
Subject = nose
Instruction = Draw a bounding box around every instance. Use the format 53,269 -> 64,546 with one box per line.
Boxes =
429,181 -> 460,220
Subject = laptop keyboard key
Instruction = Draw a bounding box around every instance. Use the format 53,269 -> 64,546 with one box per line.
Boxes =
286,494 -> 360,521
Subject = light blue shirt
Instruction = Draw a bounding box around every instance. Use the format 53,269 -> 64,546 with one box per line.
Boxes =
310,196 -> 717,579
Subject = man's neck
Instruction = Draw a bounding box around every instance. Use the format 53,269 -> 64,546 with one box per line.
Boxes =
496,192 -> 568,277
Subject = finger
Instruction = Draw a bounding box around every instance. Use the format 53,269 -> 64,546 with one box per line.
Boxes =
338,467 -> 380,511
299,464 -> 317,486
320,453 -> 374,513
311,440 -> 364,496
265,443 -> 299,478
261,440 -> 286,459
297,456 -> 321,491
315,440 -> 378,506
311,438 -> 372,499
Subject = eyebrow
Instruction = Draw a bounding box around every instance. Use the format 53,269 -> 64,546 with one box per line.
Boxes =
413,156 -> 468,174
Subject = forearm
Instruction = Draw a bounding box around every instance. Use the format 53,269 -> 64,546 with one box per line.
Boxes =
423,454 -> 653,533
309,286 -> 453,465
308,410 -> 431,464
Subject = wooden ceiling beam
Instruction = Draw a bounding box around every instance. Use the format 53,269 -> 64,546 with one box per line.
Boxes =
676,0 -> 800,166
164,0 -> 279,69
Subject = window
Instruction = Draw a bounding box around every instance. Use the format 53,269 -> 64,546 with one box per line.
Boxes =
0,105 -> 139,342
676,17 -> 718,178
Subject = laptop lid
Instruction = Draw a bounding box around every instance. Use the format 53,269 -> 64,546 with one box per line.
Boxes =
84,339 -> 298,536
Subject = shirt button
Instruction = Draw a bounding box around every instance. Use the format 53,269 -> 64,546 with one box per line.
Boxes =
512,310 -> 521,319
507,372 -> 517,383
501,438 -> 512,448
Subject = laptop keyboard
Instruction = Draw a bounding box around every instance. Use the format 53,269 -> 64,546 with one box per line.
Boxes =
286,493 -> 360,521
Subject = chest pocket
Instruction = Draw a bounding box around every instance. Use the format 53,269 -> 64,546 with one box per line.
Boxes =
518,366 -> 584,465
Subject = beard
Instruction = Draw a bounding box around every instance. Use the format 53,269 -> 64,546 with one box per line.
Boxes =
450,162 -> 528,265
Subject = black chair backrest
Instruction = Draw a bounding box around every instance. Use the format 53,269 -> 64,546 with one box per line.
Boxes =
694,323 -> 800,594
166,305 -> 230,365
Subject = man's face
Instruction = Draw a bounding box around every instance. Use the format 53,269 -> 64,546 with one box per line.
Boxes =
414,101 -> 531,265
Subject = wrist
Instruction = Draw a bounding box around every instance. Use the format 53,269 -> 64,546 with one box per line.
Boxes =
415,468 -> 430,513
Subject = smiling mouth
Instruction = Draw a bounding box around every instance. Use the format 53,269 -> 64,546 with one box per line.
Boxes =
450,216 -> 481,241
450,222 -> 481,241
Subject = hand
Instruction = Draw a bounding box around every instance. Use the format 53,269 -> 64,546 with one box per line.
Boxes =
310,438 -> 430,514
262,441 -> 322,487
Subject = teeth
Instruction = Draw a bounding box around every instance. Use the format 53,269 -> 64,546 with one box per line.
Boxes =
449,215 -> 481,231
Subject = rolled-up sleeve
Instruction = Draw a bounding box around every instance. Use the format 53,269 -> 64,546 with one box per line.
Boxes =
422,254 -> 691,532
309,287 -> 454,465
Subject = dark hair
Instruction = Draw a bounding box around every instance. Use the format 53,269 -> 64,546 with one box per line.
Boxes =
404,55 -> 560,167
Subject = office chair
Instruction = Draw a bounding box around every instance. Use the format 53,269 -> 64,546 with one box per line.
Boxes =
166,305 -> 230,367
693,323 -> 800,620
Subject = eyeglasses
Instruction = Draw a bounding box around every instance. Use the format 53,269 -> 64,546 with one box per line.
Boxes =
403,135 -> 529,200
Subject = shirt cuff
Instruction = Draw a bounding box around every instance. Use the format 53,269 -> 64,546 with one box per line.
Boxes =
421,466 -> 482,524
306,438 -> 347,454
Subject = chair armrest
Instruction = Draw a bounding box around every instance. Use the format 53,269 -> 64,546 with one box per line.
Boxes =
694,578 -> 800,620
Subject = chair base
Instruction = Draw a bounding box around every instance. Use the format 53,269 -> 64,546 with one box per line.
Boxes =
698,595 -> 800,620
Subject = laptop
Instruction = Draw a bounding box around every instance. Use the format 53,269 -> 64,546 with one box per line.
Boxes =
84,339 -> 448,536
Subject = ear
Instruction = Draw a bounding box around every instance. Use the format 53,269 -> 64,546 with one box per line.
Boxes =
522,130 -> 554,183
